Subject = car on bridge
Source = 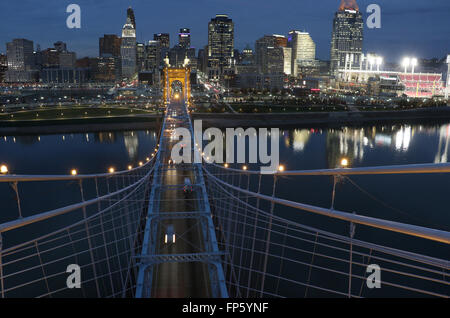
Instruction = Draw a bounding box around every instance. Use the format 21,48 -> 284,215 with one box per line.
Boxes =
164,225 -> 176,244
183,177 -> 193,197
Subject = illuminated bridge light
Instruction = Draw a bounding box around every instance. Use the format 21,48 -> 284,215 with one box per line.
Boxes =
0,164 -> 8,174
108,167 -> 115,173
340,158 -> 349,167
278,165 -> 285,172
70,169 -> 77,176
128,165 -> 133,170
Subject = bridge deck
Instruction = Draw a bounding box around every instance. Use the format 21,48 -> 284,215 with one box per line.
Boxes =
135,100 -> 225,298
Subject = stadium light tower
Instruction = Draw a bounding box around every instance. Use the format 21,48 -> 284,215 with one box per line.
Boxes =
411,58 -> 418,74
376,56 -> 383,72
402,57 -> 411,73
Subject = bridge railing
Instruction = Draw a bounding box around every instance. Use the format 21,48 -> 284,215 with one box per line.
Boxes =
0,156 -> 157,298
203,162 -> 450,298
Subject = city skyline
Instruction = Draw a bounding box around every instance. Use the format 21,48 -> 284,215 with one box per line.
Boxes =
0,0 -> 449,62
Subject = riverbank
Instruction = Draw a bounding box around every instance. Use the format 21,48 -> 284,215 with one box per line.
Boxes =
193,107 -> 450,128
0,114 -> 162,135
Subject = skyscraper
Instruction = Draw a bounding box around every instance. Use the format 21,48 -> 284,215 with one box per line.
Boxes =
179,28 -> 191,48
127,7 -> 136,30
6,39 -> 35,71
288,31 -> 316,77
136,42 -> 145,72
145,40 -> 161,70
255,35 -> 277,72
330,0 -> 364,75
154,33 -> 170,49
255,35 -> 287,75
5,38 -> 38,82
120,17 -> 137,79
207,14 -> 234,80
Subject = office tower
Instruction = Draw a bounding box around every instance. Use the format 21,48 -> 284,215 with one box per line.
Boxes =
99,34 -> 122,58
5,38 -> 38,82
127,7 -> 136,30
241,45 -> 254,65
179,28 -> 191,48
91,57 -> 120,82
330,0 -> 364,75
120,17 -> 137,78
255,35 -> 289,75
207,14 -> 234,79
265,47 -> 285,74
0,54 -> 7,82
145,40 -> 161,70
6,39 -> 35,71
255,36 -> 276,72
282,47 -> 292,75
154,33 -> 170,49
288,30 -> 316,77
136,42 -> 145,72
198,48 -> 207,72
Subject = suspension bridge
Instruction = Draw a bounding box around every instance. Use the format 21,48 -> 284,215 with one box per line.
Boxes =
0,98 -> 449,298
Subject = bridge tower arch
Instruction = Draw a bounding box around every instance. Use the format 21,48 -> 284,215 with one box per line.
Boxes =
162,55 -> 191,104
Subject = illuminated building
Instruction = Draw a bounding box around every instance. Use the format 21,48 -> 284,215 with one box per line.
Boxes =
120,16 -> 137,79
127,7 -> 136,30
330,0 -> 364,75
136,42 -> 146,72
207,14 -> 234,80
6,39 -> 35,71
145,40 -> 161,70
154,33 -> 170,49
5,38 -> 38,82
288,31 -> 316,77
241,45 -> 254,65
0,54 -> 6,82
91,56 -> 120,82
179,28 -> 191,48
256,35 -> 290,75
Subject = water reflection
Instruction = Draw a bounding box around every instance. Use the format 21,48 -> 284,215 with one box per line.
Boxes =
0,130 -> 157,175
283,123 -> 450,169
434,125 -> 450,163
123,131 -> 139,161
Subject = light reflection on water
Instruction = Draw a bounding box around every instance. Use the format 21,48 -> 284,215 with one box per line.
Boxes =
0,130 -> 158,175
282,123 -> 450,169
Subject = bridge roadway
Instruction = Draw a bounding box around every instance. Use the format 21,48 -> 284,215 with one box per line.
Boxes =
137,100 -> 214,297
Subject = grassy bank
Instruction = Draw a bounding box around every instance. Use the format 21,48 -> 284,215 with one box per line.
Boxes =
0,106 -> 154,121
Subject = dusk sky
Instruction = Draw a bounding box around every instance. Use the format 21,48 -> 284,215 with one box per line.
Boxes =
0,0 -> 449,62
